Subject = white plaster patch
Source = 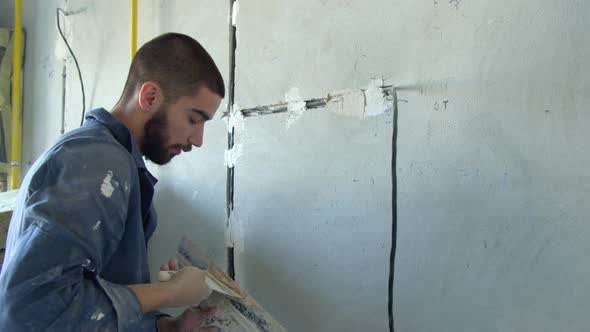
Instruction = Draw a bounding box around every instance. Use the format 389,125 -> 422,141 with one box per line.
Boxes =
100,171 -> 114,198
364,78 -> 391,117
224,144 -> 243,168
231,1 -> 240,27
224,103 -> 244,133
326,89 -> 366,118
92,220 -> 101,231
191,191 -> 199,201
225,212 -> 244,252
285,88 -> 307,129
91,311 -> 105,321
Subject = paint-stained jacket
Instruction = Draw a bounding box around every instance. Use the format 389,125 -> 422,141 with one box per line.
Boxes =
0,108 -> 163,331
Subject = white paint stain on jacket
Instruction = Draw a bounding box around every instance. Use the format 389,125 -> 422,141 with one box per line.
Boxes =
91,311 -> 105,321
101,171 -> 114,197
93,220 -> 101,231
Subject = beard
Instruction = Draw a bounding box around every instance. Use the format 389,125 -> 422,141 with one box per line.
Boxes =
142,107 -> 175,165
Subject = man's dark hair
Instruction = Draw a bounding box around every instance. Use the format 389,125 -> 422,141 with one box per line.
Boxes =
120,32 -> 225,103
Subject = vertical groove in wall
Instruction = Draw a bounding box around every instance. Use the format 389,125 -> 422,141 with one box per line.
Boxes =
226,0 -> 238,280
388,90 -> 399,332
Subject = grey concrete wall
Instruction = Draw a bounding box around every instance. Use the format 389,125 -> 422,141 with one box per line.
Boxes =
0,1 -> 14,28
12,0 -> 590,331
233,0 -> 590,331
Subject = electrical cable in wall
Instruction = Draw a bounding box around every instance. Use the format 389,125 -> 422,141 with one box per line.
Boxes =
226,0 -> 239,280
388,89 -> 399,332
56,8 -> 86,127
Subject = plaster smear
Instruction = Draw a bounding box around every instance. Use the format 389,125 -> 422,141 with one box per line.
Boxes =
326,89 -> 366,118
284,88 -> 307,129
364,78 -> 392,117
224,103 -> 244,133
224,144 -> 243,168
225,211 -> 245,252
325,79 -> 391,118
100,171 -> 114,198
231,1 -> 240,27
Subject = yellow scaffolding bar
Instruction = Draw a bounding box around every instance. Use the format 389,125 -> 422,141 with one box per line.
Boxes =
131,0 -> 137,60
10,0 -> 22,190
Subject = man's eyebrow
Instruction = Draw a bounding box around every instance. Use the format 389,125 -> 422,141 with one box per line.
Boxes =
190,108 -> 211,121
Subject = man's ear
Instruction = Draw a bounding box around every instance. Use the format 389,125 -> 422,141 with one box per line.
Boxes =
138,82 -> 164,113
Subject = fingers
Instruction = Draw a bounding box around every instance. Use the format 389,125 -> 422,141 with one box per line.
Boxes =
185,306 -> 217,320
164,266 -> 210,308
198,307 -> 217,318
169,258 -> 178,270
177,306 -> 218,330
160,258 -> 178,271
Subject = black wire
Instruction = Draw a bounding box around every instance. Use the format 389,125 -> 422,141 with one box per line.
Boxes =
226,0 -> 238,280
388,90 -> 399,332
56,8 -> 86,127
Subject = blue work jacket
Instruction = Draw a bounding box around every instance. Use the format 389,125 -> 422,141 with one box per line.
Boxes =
0,108 -> 164,331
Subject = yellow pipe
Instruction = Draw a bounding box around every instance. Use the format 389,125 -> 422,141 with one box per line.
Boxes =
131,0 -> 137,60
10,0 -> 23,190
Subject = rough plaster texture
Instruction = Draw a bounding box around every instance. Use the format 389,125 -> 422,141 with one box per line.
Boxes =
234,0 -> 590,331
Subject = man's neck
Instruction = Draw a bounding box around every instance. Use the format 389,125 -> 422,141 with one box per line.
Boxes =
112,100 -> 145,150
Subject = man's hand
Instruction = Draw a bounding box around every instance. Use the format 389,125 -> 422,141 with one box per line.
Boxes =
157,307 -> 219,332
160,258 -> 212,308
127,258 -> 212,314
157,259 -> 219,332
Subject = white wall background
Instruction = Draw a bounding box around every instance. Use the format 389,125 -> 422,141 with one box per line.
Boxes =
2,0 -> 590,331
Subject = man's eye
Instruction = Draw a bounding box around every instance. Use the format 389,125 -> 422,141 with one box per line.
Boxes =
189,117 -> 197,125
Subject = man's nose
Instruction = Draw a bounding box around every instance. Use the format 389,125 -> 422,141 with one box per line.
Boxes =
188,126 -> 204,148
